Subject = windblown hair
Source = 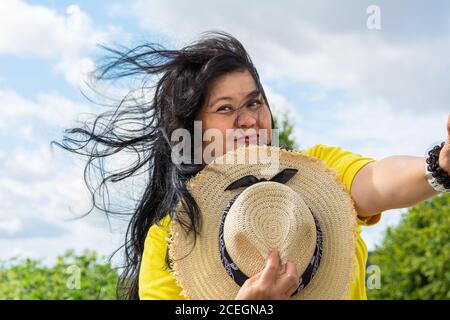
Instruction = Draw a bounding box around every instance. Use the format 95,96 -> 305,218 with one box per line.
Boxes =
53,31 -> 273,299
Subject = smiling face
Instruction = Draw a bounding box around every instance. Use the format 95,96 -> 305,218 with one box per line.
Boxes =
195,69 -> 273,161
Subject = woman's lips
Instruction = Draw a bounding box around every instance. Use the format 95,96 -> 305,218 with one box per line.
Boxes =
235,134 -> 259,145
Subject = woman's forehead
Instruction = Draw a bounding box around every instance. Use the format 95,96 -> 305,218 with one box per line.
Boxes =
207,70 -> 258,102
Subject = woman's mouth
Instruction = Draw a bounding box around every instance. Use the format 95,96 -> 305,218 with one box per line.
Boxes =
236,134 -> 259,145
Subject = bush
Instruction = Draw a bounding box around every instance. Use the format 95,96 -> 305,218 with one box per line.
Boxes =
0,250 -> 119,299
273,113 -> 298,150
368,193 -> 450,299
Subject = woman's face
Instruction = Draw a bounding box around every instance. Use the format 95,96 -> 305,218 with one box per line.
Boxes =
195,69 -> 272,161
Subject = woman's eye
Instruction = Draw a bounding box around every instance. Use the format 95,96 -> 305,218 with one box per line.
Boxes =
216,105 -> 234,113
248,99 -> 262,108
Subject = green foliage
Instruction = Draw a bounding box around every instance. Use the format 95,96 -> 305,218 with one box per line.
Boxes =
0,249 -> 119,300
272,113 -> 298,150
368,193 -> 450,300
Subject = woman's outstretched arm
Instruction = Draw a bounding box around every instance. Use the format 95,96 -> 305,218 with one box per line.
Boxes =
351,114 -> 450,217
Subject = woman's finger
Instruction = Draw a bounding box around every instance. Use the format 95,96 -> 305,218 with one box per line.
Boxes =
276,261 -> 299,294
285,260 -> 298,278
259,251 -> 280,284
249,270 -> 263,282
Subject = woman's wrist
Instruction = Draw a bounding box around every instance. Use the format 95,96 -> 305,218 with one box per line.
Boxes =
425,142 -> 450,193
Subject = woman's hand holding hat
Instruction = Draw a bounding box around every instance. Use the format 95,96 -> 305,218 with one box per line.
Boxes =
235,251 -> 299,300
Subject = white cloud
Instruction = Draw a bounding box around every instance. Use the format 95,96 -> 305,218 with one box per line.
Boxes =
0,87 -> 130,264
2,144 -> 54,179
0,218 -> 22,235
54,57 -> 97,88
0,89 -> 92,129
297,98 -> 449,159
0,0 -> 128,87
0,139 -> 128,265
0,81 -> 152,264
130,0 -> 450,112
263,84 -> 449,159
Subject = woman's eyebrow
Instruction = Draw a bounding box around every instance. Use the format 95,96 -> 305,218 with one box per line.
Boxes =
208,89 -> 260,109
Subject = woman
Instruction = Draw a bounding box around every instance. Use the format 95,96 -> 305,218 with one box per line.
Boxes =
57,31 -> 450,300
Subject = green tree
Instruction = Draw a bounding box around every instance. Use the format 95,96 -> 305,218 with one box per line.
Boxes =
273,113 -> 298,150
368,193 -> 450,299
0,250 -> 119,299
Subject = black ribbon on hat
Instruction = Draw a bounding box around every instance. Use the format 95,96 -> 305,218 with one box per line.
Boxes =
224,168 -> 299,191
218,168 -> 323,297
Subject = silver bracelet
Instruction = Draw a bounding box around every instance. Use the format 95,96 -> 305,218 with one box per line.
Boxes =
425,162 -> 450,193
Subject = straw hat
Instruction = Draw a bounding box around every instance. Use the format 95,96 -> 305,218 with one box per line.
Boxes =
168,145 -> 357,300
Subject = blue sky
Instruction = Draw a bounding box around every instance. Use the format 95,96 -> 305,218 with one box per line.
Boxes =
1,0 -> 449,267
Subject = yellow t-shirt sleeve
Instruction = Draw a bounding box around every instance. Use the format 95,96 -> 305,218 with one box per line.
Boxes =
138,215 -> 184,300
303,144 -> 382,226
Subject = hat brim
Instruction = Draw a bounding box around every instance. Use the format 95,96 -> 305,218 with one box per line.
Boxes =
169,145 -> 357,300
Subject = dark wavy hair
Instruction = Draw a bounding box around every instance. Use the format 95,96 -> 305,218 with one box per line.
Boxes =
53,31 -> 275,299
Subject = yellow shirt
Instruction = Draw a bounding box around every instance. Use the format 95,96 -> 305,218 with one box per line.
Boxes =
138,144 -> 382,300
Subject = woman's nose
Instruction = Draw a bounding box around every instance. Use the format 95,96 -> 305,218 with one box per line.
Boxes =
236,110 -> 257,128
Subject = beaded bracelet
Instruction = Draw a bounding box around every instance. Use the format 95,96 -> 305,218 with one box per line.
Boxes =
425,142 -> 450,192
